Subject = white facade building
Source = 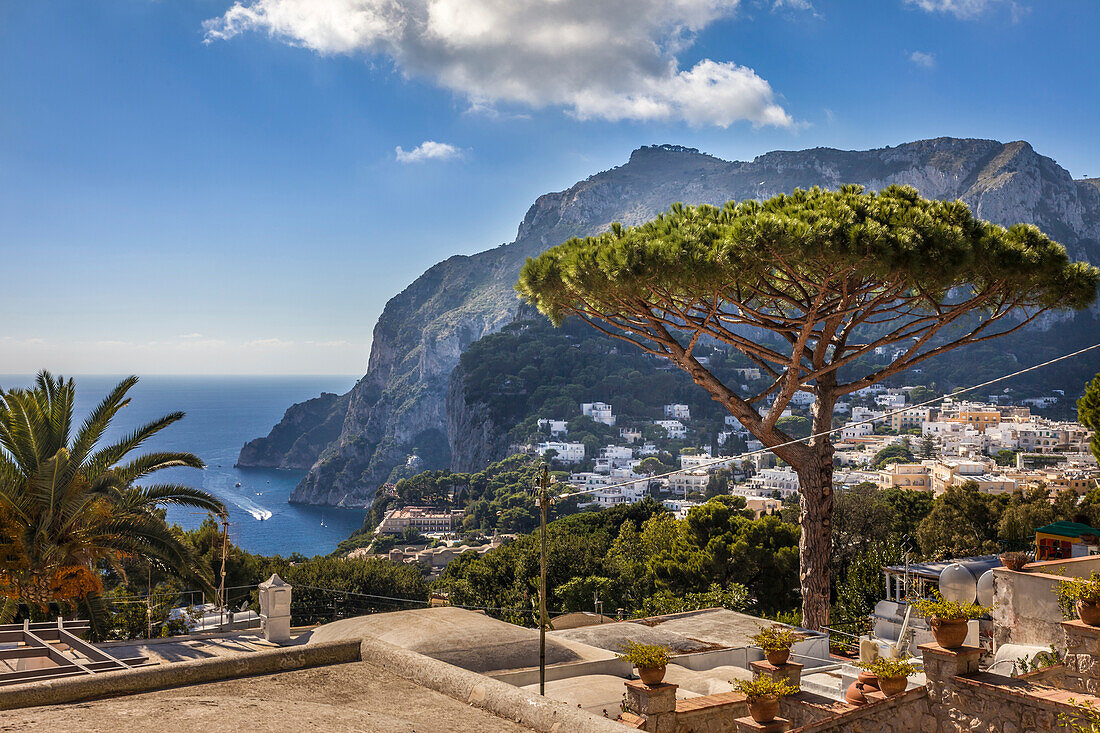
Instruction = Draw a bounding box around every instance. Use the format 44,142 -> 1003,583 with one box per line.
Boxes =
581,402 -> 616,426
537,419 -> 568,436
664,403 -> 691,420
654,419 -> 688,440
841,422 -> 873,439
667,470 -> 710,496
746,467 -> 801,497
537,441 -> 585,463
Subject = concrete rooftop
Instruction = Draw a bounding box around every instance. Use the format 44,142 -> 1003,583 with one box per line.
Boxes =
0,659 -> 537,732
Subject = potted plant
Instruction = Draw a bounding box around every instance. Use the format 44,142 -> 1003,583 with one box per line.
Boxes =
1056,572 -> 1100,626
750,625 -> 799,666
617,641 -> 672,685
909,592 -> 989,649
857,657 -> 918,696
736,676 -> 799,723
999,551 -> 1031,572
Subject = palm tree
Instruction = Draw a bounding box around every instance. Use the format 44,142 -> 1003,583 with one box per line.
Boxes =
0,371 -> 224,626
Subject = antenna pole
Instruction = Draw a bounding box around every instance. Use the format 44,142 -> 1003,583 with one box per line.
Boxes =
537,464 -> 550,696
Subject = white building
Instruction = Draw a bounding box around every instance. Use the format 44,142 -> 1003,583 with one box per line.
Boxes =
537,418 -> 568,436
746,467 -> 801,497
664,404 -> 691,421
875,393 -> 907,408
654,419 -> 687,440
789,391 -> 816,408
851,406 -> 884,424
537,441 -> 585,463
840,422 -> 873,439
637,442 -> 660,456
667,470 -> 710,496
581,402 -> 616,426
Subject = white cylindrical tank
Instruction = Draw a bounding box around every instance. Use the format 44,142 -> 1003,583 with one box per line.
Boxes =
976,569 -> 995,607
939,563 -> 977,604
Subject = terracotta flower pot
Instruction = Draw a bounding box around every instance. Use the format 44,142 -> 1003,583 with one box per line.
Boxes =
637,665 -> 666,686
1077,600 -> 1100,626
857,670 -> 879,691
766,647 -> 791,666
879,675 -> 908,696
845,681 -> 868,706
748,695 -> 780,723
999,553 -> 1029,572
930,617 -> 969,649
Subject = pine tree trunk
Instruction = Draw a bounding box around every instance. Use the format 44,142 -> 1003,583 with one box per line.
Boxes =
796,389 -> 837,631
795,452 -> 833,630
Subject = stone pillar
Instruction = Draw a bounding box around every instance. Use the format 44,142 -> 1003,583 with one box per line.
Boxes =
258,573 -> 293,644
623,680 -> 678,733
750,660 -> 803,688
734,715 -> 790,733
1062,620 -> 1100,694
919,642 -> 981,729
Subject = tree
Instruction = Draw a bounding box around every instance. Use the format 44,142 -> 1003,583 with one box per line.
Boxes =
776,415 -> 811,440
918,434 -> 936,459
517,186 -> 1098,628
0,372 -> 223,627
872,444 -> 914,469
1079,374 -> 1100,465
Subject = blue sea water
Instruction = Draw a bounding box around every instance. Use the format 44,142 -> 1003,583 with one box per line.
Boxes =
0,374 -> 363,557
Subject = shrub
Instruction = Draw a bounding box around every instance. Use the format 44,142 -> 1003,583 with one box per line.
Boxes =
616,641 -> 672,669
1056,571 -> 1100,618
857,657 -> 918,679
909,591 -> 988,621
750,625 -> 799,652
735,676 -> 799,701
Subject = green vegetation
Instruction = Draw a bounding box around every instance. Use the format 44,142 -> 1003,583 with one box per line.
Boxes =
750,625 -> 798,652
1079,373 -> 1100,464
909,591 -> 989,621
0,372 -> 224,631
1057,572 -> 1100,618
858,657 -> 918,678
434,496 -> 797,623
518,185 -> 1099,629
616,641 -> 671,669
871,444 -> 915,469
458,316 -> 756,455
736,676 -> 799,700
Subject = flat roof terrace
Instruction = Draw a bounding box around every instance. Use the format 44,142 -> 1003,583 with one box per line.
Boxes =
0,659 -> 538,732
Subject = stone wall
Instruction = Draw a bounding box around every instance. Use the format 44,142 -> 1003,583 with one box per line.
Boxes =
788,688 -> 931,733
620,680 -> 749,732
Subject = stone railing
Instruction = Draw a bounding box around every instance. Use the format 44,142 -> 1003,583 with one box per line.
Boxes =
619,680 -> 748,732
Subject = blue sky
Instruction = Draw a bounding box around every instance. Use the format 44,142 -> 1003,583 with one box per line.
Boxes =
1,0 -> 1097,375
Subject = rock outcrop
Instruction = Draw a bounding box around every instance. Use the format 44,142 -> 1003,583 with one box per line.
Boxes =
240,138 -> 1100,507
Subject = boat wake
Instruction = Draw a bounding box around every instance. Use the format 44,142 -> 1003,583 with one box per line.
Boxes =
246,506 -> 274,521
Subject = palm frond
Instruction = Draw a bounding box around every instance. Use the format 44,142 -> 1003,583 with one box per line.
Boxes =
84,411 -> 186,476
112,451 -> 205,484
122,483 -> 224,514
68,376 -> 138,475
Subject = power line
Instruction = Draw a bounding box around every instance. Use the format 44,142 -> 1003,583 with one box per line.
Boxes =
554,341 -> 1100,500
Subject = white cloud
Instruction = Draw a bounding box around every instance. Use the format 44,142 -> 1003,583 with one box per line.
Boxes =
903,0 -> 1018,19
203,0 -> 792,128
395,140 -> 462,163
908,51 -> 936,68
772,0 -> 813,11
178,332 -> 204,339
242,338 -> 294,347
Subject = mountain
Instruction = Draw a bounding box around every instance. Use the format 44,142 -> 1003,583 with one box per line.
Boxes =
238,138 -> 1100,507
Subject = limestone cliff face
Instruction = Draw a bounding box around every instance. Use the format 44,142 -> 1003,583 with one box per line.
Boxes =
236,392 -> 349,470
241,138 -> 1100,507
446,359 -> 510,474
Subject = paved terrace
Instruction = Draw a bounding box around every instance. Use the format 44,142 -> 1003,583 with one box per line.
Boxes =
0,659 -> 537,732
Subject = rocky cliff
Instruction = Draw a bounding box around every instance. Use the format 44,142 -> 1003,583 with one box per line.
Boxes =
237,391 -> 349,470
240,138 -> 1100,507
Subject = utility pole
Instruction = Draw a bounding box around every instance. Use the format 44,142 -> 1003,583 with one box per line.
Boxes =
536,464 -> 551,696
218,511 -> 229,630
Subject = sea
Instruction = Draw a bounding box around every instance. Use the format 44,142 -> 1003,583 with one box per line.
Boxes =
0,374 -> 363,557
